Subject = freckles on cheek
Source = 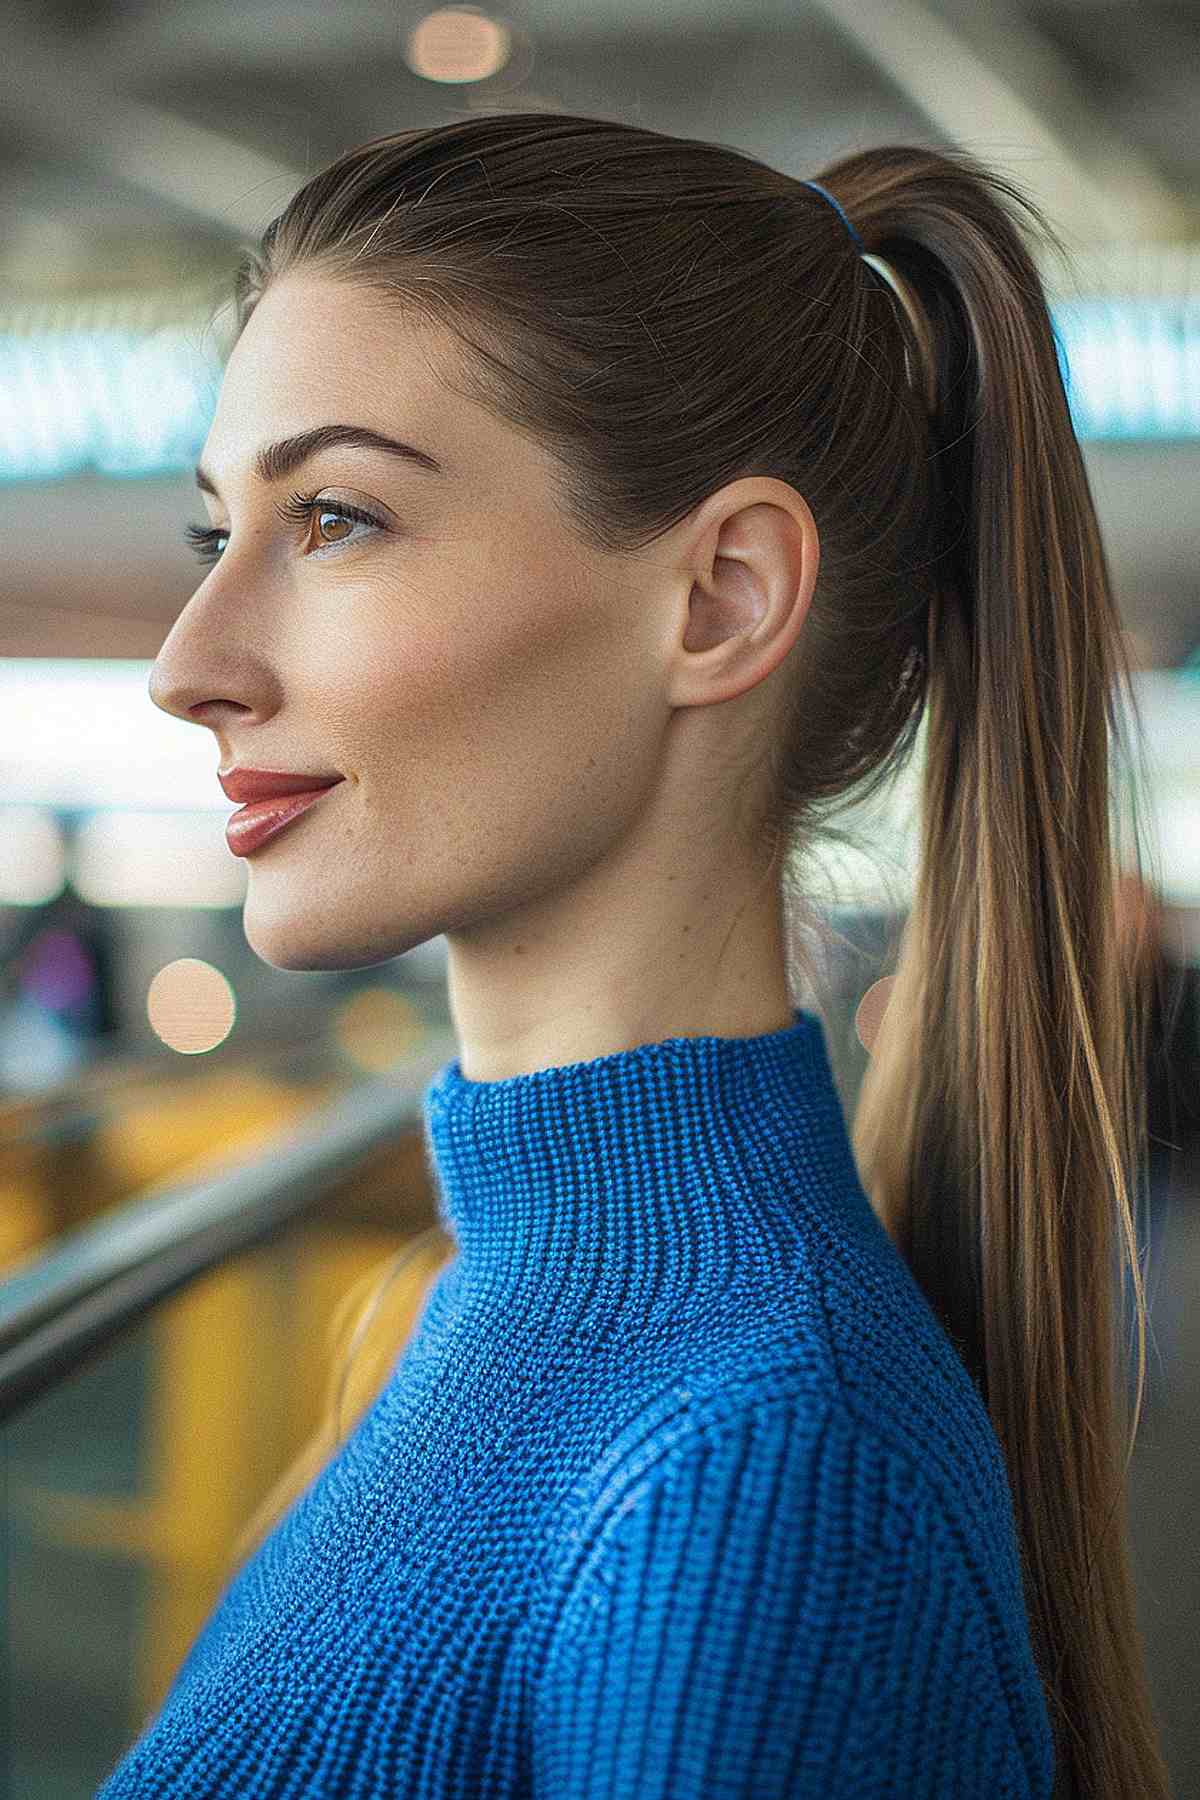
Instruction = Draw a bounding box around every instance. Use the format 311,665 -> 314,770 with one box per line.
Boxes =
339,553 -> 608,782
348,632 -> 492,783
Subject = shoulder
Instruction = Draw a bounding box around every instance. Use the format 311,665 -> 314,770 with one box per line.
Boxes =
543,1378 -> 958,1613
529,1383 -> 1055,1797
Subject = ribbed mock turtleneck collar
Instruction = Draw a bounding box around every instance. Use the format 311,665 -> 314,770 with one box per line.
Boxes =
420,1006 -> 866,1312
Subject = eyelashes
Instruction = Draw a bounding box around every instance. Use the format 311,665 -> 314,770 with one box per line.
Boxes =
182,489 -> 387,565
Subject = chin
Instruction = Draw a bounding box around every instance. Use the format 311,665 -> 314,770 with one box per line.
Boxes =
242,910 -> 438,974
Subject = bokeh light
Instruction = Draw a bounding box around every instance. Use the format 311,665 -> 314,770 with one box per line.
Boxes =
405,7 -> 511,84
145,956 -> 237,1055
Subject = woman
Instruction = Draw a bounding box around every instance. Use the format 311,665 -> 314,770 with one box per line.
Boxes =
103,112 -> 1169,1797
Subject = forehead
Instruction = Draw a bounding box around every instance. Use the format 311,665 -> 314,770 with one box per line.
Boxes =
209,273 -> 455,433
197,271 -> 575,523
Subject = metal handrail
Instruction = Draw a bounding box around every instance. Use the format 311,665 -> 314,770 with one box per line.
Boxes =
0,1031 -> 458,1425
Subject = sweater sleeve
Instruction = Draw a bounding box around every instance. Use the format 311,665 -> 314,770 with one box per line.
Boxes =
531,1394 -> 1043,1799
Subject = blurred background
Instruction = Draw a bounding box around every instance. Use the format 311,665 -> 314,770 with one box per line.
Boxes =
0,1 -> 1198,1794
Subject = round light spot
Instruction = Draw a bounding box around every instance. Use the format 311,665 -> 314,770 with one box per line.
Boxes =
855,974 -> 895,1054
146,958 -> 237,1055
406,7 -> 511,82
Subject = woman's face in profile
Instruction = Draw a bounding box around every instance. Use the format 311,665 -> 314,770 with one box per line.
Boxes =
149,272 -> 673,977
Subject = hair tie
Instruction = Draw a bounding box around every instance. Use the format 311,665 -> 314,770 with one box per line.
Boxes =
798,180 -> 864,252
799,179 -> 938,415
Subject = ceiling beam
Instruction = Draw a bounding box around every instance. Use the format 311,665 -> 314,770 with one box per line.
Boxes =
0,15 -> 301,238
807,0 -> 1194,243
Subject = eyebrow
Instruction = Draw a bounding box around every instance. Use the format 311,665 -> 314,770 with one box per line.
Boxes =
194,423 -> 445,497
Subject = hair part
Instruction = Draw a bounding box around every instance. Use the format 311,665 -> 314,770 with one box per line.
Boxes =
216,112 -> 1171,1798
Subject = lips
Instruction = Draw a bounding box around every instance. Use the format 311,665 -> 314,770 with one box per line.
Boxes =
218,766 -> 344,804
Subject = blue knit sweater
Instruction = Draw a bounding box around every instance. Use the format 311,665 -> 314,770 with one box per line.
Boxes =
97,1007 -> 1056,1797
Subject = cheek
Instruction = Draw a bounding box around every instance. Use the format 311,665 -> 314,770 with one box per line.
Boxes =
374,544 -> 628,757
331,558 -> 663,871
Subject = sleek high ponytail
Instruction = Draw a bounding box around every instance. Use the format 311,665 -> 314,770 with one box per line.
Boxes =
211,112 -> 1168,1796
827,146 -> 1170,1798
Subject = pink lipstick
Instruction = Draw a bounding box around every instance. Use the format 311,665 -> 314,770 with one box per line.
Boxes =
218,766 -> 344,858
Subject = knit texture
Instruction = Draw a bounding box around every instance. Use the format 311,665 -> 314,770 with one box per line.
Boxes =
97,1006 -> 1056,1797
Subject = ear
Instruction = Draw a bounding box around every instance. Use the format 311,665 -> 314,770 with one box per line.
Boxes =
671,477 -> 820,710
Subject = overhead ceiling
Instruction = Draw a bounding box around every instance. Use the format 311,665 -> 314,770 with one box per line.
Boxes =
0,0 -> 1197,663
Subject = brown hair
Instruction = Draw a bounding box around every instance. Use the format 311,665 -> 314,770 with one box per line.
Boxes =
212,112 -> 1170,1796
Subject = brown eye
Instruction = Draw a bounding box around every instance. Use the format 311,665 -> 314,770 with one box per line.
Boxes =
315,509 -> 355,545
274,491 -> 387,554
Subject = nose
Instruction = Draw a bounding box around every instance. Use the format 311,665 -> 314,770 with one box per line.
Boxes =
147,664 -> 198,722
147,665 -> 251,750
148,592 -> 271,739
146,655 -> 201,725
